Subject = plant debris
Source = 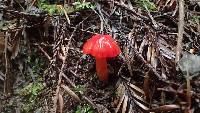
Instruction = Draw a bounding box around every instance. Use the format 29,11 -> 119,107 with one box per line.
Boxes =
0,0 -> 200,113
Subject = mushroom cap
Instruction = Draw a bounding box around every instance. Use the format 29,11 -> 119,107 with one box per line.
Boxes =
83,34 -> 121,58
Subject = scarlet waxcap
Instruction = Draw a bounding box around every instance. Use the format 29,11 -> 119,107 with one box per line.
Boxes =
83,34 -> 121,58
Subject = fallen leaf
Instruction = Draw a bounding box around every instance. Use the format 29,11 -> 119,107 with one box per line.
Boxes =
178,52 -> 200,74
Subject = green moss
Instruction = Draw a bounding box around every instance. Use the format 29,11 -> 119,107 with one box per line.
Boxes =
15,48 -> 46,112
36,0 -> 95,15
17,81 -> 44,112
191,15 -> 200,23
75,104 -> 94,113
136,0 -> 157,11
73,1 -> 95,11
74,85 -> 85,94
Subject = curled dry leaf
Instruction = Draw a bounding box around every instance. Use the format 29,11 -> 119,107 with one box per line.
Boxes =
61,84 -> 81,102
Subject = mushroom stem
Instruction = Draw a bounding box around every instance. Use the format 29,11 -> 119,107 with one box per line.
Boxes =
95,57 -> 108,82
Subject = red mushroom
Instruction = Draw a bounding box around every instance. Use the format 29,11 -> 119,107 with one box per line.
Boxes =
83,34 -> 121,82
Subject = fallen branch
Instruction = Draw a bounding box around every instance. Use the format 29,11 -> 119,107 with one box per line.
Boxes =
175,0 -> 185,63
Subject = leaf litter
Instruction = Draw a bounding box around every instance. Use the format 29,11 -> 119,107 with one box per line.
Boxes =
0,0 -> 200,113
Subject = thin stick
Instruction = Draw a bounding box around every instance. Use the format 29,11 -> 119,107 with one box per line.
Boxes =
175,0 -> 185,63
186,71 -> 191,109
4,31 -> 8,94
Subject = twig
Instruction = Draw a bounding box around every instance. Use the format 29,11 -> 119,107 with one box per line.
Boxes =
110,1 -> 149,20
4,31 -> 8,94
37,44 -> 51,61
93,3 -> 106,33
124,47 -> 134,77
175,0 -> 185,63
144,4 -> 159,30
52,14 -> 93,112
186,71 -> 191,109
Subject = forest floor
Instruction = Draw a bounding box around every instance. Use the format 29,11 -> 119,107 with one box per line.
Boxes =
0,0 -> 200,113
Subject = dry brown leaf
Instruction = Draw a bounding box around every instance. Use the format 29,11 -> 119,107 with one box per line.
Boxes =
143,72 -> 150,100
150,46 -> 157,69
161,67 -> 167,80
52,91 -> 58,113
122,94 -> 128,113
130,89 -> 148,106
139,37 -> 147,54
158,42 -> 175,60
127,104 -> 133,113
134,99 -> 149,111
0,32 -> 4,56
11,32 -> 20,59
96,104 -> 111,113
157,0 -> 177,12
149,104 -> 180,112
147,44 -> 152,62
124,47 -> 133,77
116,82 -> 126,97
115,93 -> 125,113
0,71 -> 5,81
129,83 -> 145,95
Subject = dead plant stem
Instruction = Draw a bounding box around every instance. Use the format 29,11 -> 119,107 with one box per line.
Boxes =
175,0 -> 185,63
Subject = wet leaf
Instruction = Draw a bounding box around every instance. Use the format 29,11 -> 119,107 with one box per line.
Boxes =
178,52 -> 200,74
0,32 -> 4,56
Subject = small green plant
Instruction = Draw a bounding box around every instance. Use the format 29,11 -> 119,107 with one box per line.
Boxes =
73,0 -> 95,10
36,0 -> 95,15
17,49 -> 46,112
136,0 -> 157,11
18,81 -> 44,112
74,85 -> 85,94
37,0 -> 64,15
19,82 -> 44,99
75,104 -> 94,113
191,15 -> 200,24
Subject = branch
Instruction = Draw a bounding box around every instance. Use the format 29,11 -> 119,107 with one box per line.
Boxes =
175,0 -> 185,63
